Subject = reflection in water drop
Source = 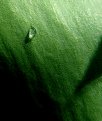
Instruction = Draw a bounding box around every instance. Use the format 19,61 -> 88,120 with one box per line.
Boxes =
25,26 -> 36,44
29,26 -> 36,40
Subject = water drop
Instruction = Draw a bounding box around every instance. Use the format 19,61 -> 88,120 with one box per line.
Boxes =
29,26 -> 36,39
25,26 -> 36,44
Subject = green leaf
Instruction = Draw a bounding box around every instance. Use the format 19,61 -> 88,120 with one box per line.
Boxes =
0,0 -> 102,120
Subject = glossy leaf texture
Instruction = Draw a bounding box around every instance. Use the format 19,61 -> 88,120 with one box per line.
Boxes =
0,0 -> 102,120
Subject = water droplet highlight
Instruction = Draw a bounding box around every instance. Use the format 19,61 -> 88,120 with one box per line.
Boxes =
25,26 -> 36,44
29,26 -> 36,40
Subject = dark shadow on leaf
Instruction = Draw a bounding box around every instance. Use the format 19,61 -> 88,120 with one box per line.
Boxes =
24,31 -> 31,44
75,36 -> 102,93
0,48 -> 61,120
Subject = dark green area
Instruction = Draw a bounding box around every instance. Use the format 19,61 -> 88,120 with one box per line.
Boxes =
76,36 -> 102,93
0,54 -> 62,120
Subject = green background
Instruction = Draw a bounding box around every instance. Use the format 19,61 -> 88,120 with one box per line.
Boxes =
0,0 -> 102,120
